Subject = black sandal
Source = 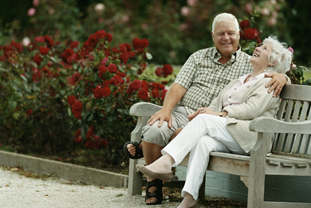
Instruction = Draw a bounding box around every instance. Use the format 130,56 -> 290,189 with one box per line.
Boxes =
123,140 -> 144,159
145,179 -> 163,205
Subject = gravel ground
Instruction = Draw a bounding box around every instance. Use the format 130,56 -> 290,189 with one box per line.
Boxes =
0,167 -> 181,208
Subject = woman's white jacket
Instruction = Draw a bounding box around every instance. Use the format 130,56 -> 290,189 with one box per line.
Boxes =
208,77 -> 280,153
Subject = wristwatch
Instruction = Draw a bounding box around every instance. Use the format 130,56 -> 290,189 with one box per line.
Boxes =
219,112 -> 223,117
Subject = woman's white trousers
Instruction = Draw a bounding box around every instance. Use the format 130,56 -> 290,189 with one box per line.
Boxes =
161,114 -> 246,200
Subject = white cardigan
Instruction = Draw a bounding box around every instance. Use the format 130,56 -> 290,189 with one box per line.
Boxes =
208,76 -> 280,153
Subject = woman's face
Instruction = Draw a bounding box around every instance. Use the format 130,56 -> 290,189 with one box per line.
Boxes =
250,43 -> 273,70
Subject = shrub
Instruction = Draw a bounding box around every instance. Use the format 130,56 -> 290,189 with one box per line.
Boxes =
0,30 -> 173,165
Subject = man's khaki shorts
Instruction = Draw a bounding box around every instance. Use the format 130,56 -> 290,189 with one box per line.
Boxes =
142,105 -> 189,146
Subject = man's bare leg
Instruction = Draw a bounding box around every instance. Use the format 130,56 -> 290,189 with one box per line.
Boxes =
126,128 -> 183,204
141,141 -> 164,204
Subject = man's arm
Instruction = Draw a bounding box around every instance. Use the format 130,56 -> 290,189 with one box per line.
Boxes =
265,73 -> 290,97
147,83 -> 187,128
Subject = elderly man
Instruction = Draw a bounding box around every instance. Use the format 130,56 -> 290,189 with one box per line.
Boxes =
124,13 -> 288,205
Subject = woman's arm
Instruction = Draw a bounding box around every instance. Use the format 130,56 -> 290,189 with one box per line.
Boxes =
223,79 -> 280,120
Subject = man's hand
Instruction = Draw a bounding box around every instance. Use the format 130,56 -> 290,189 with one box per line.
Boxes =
147,109 -> 172,128
265,73 -> 287,97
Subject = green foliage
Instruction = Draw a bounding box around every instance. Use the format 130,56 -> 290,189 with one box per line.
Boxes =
2,0 -> 308,66
0,40 -> 74,154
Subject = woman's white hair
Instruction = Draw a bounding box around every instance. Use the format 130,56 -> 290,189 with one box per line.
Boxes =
212,13 -> 239,33
264,36 -> 293,73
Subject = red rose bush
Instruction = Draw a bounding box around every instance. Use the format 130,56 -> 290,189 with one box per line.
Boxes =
0,30 -> 172,164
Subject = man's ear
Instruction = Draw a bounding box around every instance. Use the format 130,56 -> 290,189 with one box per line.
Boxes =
211,31 -> 214,42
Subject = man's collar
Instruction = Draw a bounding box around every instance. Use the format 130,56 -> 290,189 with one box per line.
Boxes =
208,46 -> 242,61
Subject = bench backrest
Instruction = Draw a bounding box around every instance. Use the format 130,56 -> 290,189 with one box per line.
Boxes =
272,84 -> 311,158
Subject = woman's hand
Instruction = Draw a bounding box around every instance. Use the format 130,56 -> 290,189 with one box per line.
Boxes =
187,107 -> 219,121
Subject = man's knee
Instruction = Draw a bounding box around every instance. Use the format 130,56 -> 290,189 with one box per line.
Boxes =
142,121 -> 171,146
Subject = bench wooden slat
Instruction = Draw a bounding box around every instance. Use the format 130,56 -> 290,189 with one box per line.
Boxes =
280,84 -> 311,101
283,101 -> 301,153
275,100 -> 294,151
293,101 -> 310,154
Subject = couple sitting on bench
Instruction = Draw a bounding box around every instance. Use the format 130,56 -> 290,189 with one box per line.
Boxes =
123,13 -> 292,208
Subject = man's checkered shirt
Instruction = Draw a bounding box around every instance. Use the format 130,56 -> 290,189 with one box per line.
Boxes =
174,47 -> 252,113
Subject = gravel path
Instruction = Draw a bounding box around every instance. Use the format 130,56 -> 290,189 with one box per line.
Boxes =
0,167 -> 181,208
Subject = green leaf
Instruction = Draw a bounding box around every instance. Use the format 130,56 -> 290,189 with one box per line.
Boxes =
8,101 -> 17,110
68,107 -> 72,116
12,112 -> 20,120
73,63 -> 78,70
87,113 -> 94,121
117,65 -> 124,72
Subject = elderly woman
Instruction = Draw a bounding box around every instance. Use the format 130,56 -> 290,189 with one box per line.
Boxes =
136,36 -> 293,208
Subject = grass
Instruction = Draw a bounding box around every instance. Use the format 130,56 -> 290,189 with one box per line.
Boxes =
304,70 -> 311,80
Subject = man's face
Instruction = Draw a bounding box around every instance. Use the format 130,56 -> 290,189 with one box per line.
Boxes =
212,21 -> 240,57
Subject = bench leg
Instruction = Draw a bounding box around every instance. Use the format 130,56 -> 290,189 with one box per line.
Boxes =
247,133 -> 266,208
128,159 -> 143,195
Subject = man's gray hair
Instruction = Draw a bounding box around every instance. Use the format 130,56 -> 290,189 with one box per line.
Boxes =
264,36 -> 293,74
212,13 -> 240,33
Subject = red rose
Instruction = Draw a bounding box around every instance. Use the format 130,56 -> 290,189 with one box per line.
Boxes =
101,87 -> 111,97
123,43 -> 132,51
74,136 -> 83,144
110,75 -> 124,85
93,86 -> 103,99
39,46 -> 49,55
100,139 -> 108,147
141,80 -> 149,90
32,71 -> 42,82
138,89 -> 149,100
105,33 -> 113,42
151,88 -> 159,98
140,39 -> 149,48
70,41 -> 80,49
34,36 -> 45,43
162,64 -> 173,77
85,140 -> 96,149
75,128 -> 81,137
239,20 -> 250,29
155,67 -> 163,77
160,89 -> 167,101
68,72 -> 81,86
107,64 -> 117,73
98,65 -> 107,79
44,35 -> 54,48
120,53 -> 129,64
127,79 -> 142,95
71,100 -> 83,119
61,48 -> 75,62
116,72 -> 126,77
242,27 -> 256,40
86,126 -> 94,139
67,95 -> 76,106
102,80 -> 110,87
26,109 -> 33,116
132,38 -> 141,49
33,54 -> 42,66
93,135 -> 100,141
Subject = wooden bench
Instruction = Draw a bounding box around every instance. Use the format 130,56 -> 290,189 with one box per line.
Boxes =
127,84 -> 311,208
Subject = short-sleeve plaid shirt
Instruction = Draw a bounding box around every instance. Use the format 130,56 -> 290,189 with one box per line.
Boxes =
174,46 -> 252,113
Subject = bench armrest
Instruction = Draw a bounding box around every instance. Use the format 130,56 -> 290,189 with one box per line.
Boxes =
130,102 -> 162,117
249,117 -> 311,134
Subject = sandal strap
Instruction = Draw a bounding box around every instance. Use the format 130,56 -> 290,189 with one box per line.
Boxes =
145,179 -> 163,205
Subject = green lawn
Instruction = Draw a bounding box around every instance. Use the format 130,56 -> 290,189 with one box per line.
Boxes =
304,70 -> 311,80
